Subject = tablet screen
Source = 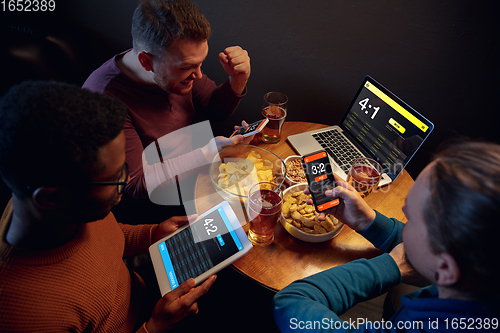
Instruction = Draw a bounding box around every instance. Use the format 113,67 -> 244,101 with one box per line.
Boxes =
157,206 -> 244,289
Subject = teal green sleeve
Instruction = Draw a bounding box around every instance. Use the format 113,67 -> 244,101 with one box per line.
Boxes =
273,211 -> 405,332
358,210 -> 405,253
273,255 -> 401,332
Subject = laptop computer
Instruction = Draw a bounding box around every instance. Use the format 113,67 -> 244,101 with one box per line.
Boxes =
287,76 -> 434,187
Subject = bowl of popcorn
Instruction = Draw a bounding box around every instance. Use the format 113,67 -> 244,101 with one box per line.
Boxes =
210,144 -> 286,204
280,183 -> 343,243
282,155 -> 307,185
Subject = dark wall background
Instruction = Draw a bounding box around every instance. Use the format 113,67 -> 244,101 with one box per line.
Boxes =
2,0 -> 499,179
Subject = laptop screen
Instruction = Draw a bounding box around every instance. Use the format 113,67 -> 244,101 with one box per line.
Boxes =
341,76 -> 434,179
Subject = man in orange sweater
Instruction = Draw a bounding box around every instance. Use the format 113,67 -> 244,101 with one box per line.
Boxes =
0,81 -> 216,332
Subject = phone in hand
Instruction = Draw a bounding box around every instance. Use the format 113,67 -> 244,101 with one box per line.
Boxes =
301,150 -> 340,212
230,119 -> 269,138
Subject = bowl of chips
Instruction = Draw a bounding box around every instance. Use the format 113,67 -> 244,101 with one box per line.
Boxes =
280,183 -> 343,243
210,144 -> 286,204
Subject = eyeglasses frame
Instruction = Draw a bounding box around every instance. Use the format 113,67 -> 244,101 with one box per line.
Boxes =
88,162 -> 129,194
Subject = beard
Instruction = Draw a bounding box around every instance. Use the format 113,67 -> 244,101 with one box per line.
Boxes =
153,72 -> 193,96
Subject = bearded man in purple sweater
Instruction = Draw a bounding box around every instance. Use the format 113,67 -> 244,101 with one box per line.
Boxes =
84,0 -> 252,221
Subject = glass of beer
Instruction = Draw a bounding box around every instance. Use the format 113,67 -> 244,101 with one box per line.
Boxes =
246,182 -> 283,246
261,92 -> 287,143
347,157 -> 383,199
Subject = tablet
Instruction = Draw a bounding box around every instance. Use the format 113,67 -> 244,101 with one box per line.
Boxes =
149,201 -> 252,295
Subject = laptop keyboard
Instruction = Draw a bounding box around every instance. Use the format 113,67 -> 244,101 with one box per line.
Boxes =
312,129 -> 364,173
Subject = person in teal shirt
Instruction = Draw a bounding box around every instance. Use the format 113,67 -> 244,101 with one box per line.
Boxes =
273,140 -> 499,332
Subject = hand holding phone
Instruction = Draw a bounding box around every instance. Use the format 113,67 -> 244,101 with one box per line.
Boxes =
230,119 -> 269,138
302,150 -> 340,212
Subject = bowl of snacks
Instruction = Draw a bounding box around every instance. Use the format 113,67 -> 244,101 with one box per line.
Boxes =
210,144 -> 286,204
282,155 -> 307,185
280,183 -> 343,243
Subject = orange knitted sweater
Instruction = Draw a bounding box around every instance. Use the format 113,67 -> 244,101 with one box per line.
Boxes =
0,200 -> 154,332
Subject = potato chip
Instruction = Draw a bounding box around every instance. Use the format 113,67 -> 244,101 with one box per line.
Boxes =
225,162 -> 238,174
257,169 -> 272,181
291,211 -> 302,221
237,161 -> 248,170
300,216 -> 314,228
261,160 -> 273,170
321,219 -> 335,232
314,224 -> 328,234
282,201 -> 291,218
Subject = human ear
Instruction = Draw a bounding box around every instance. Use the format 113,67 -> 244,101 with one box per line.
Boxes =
137,51 -> 154,72
32,187 -> 63,210
435,253 -> 461,286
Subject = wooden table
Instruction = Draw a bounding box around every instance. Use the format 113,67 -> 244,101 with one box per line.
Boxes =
195,121 -> 413,291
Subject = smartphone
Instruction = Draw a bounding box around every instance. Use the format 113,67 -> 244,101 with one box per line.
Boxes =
301,150 -> 340,212
230,119 -> 269,138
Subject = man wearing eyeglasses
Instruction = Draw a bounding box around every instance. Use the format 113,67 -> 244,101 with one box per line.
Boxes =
0,81 -> 215,333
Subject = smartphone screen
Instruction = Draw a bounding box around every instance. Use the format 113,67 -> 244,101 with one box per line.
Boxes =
157,207 -> 244,289
230,119 -> 269,137
302,151 -> 340,212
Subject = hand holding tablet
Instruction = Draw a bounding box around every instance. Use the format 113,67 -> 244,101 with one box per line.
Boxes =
149,201 -> 252,295
146,276 -> 217,332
